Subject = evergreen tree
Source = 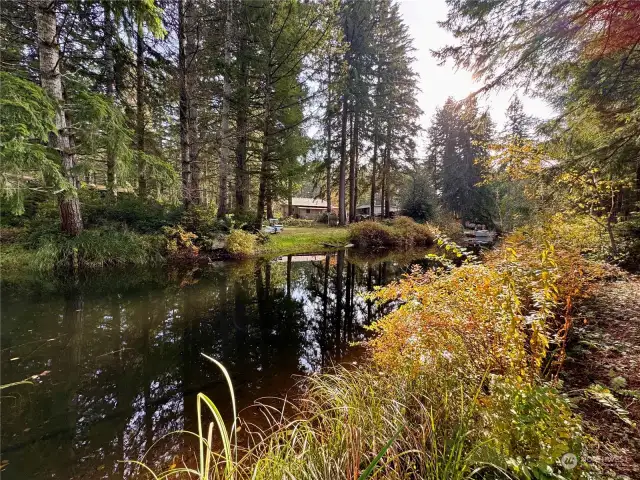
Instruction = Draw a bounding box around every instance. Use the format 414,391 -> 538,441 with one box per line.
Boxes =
33,0 -> 83,235
427,97 -> 494,222
504,95 -> 531,145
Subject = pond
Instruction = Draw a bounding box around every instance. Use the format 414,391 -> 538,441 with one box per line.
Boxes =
0,249 -> 433,479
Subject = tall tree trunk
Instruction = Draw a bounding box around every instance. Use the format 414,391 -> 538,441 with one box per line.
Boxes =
178,0 -> 192,207
255,20 -> 273,231
255,139 -> 269,230
383,128 -> 391,217
187,1 -> 200,206
136,22 -> 146,198
235,26 -> 250,214
325,61 -> 332,215
338,94 -> 348,226
218,0 -> 232,217
349,109 -> 359,221
348,107 -> 355,222
266,183 -> 273,219
370,115 -> 378,220
234,47 -> 249,214
287,179 -> 293,216
35,0 -> 83,236
380,145 -> 386,219
103,1 -> 116,201
255,73 -> 271,230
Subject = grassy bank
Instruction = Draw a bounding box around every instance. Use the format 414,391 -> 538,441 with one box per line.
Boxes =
0,229 -> 165,282
132,217 -> 618,479
259,225 -> 351,257
1,192 -> 439,277
259,217 -> 435,258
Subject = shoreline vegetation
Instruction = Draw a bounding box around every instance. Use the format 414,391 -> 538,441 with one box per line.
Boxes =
126,216 -> 636,479
0,195 -> 439,282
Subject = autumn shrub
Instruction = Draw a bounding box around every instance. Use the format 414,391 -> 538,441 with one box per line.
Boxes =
349,221 -> 396,248
391,216 -> 434,247
162,225 -> 199,260
360,227 -> 601,476
225,229 -> 257,258
349,217 -> 434,249
370,227 -> 608,381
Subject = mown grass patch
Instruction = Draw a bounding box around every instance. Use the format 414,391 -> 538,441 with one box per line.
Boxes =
259,225 -> 350,257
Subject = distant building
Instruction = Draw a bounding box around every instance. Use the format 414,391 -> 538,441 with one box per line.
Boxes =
280,197 -> 337,220
355,204 -> 400,218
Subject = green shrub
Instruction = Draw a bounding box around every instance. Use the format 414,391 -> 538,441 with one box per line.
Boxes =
281,217 -> 315,227
615,212 -> 640,271
82,191 -> 182,233
478,377 -> 583,477
179,205 -> 221,236
225,229 -> 257,258
316,211 -> 339,226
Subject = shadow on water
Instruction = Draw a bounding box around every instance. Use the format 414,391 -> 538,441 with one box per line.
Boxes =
0,248 -> 435,479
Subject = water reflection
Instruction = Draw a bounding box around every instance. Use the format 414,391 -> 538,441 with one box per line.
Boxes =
0,250 -> 430,479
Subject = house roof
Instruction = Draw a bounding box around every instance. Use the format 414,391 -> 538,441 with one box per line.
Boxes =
286,197 -> 328,208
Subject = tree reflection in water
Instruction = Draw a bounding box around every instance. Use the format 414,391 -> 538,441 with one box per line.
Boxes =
0,249 -> 433,479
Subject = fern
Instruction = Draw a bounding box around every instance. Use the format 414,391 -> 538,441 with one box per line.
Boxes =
586,384 -> 636,427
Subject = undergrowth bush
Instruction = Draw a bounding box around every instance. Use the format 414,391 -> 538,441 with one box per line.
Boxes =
349,216 -> 434,249
82,191 -> 182,233
162,225 -> 199,260
225,229 -> 257,258
316,211 -> 339,226
432,209 -> 464,241
615,212 -> 640,271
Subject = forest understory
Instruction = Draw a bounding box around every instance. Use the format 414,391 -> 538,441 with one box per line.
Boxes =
565,277 -> 640,479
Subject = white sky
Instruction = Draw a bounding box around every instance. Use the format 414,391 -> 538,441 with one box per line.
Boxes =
398,0 -> 554,146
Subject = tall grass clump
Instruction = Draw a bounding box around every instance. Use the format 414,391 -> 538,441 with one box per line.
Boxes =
349,216 -> 434,249
30,229 -> 165,271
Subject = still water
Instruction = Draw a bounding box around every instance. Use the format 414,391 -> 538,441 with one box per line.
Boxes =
1,249 -> 431,479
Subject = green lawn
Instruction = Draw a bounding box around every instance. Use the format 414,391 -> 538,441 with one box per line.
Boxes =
259,226 -> 351,257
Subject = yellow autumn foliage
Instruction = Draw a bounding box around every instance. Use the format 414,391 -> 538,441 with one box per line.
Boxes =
369,222 -> 615,383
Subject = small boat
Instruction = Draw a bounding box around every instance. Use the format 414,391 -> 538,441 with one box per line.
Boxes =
264,218 -> 284,234
263,225 -> 284,234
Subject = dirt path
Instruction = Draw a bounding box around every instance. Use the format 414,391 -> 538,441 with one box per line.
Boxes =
564,276 -> 640,479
